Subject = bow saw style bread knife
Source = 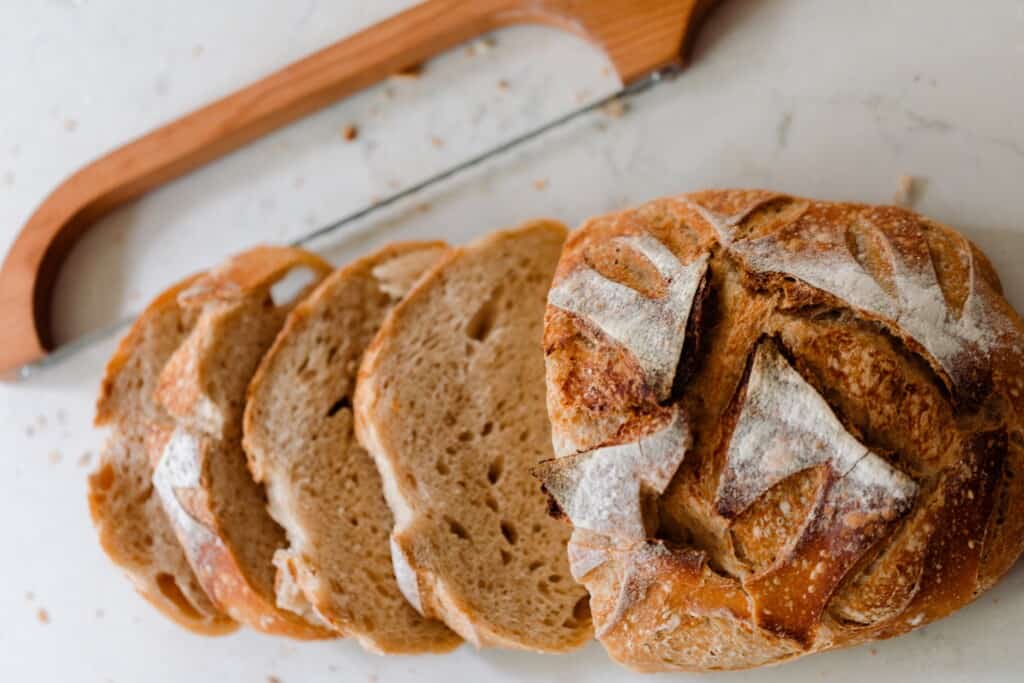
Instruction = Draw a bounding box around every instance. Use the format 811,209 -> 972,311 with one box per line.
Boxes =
0,0 -> 719,380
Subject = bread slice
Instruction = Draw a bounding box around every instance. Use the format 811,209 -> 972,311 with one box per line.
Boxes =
151,246 -> 335,639
243,242 -> 461,654
89,274 -> 236,635
354,221 -> 592,652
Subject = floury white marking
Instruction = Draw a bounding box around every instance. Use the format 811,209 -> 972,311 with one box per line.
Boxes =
539,407 -> 689,540
729,216 -> 1015,394
716,342 -> 917,518
153,428 -> 220,557
548,234 -> 708,399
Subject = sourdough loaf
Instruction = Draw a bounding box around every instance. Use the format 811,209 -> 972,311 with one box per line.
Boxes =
243,242 -> 461,654
538,191 -> 1024,670
354,221 -> 593,652
89,274 -> 236,635
152,246 -> 335,639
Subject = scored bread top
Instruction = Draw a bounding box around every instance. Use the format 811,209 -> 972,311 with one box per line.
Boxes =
89,273 -> 236,635
151,246 -> 336,639
354,221 -> 593,652
539,191 -> 1024,671
243,242 -> 461,654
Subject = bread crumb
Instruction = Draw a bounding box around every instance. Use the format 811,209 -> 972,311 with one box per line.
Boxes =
37,608 -> 50,624
48,450 -> 63,465
342,124 -> 359,142
869,647 -> 878,656
64,118 -> 78,132
601,66 -> 611,77
267,677 -> 281,683
393,63 -> 423,80
533,179 -> 548,191
575,89 -> 591,104
415,203 -> 432,214
497,79 -> 509,91
465,37 -> 496,57
602,99 -> 629,119
430,136 -> 444,148
893,175 -> 917,207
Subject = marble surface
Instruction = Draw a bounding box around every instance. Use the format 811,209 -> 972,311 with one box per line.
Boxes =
2,1 -> 1023,680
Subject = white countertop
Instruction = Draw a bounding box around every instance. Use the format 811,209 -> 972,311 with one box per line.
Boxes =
2,1 -> 1023,681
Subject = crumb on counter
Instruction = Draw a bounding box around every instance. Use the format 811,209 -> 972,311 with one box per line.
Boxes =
342,124 -> 359,142
48,450 -> 62,465
893,174 -> 917,207
430,136 -> 444,148
37,608 -> 50,624
497,79 -> 509,91
602,99 -> 629,119
533,179 -> 548,191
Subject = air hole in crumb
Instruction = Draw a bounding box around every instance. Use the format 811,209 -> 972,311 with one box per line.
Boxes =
270,266 -> 318,307
487,456 -> 504,484
548,574 -> 562,583
484,493 -> 499,512
500,520 -> 518,545
445,516 -> 470,540
528,561 -> 543,572
500,549 -> 512,565
457,431 -> 473,442
91,464 -> 115,490
466,285 -> 503,342
480,421 -> 493,437
518,429 -> 530,443
572,596 -> 591,622
436,460 -> 450,476
326,396 -> 351,417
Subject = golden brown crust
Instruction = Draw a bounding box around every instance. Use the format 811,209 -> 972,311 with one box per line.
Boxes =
540,191 -> 1024,671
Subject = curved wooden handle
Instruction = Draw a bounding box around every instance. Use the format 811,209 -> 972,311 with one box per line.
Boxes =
0,0 -> 716,374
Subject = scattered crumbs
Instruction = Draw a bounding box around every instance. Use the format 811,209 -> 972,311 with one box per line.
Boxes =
601,98 -> 629,119
497,79 -> 509,91
25,591 -> 34,602
430,136 -> 444,148
37,608 -> 50,624
370,195 -> 381,204
893,174 -> 917,207
2,170 -> 13,186
533,178 -> 548,191
48,450 -> 63,465
293,176 -> 305,189
601,66 -> 611,77
415,202 -> 432,214
64,118 -> 78,132
95,608 -> 105,619
393,62 -> 423,80
575,89 -> 591,104
992,596 -> 1001,605
482,36 -> 497,48
192,44 -> 204,58
342,124 -> 359,142
465,38 -> 494,57
595,120 -> 609,132
267,677 -> 281,683
869,647 -> 878,656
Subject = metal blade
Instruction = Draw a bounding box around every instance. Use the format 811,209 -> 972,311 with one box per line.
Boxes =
17,67 -> 676,380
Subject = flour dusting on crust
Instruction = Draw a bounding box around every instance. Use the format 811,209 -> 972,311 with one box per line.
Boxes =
537,407 -> 689,540
548,235 -> 709,399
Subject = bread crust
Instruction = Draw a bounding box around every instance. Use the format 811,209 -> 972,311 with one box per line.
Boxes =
90,273 -> 237,636
539,191 -> 1024,671
152,246 -> 336,639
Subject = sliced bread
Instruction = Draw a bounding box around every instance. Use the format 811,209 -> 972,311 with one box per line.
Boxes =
243,242 -> 461,654
89,274 -> 236,635
152,246 -> 335,639
354,221 -> 593,652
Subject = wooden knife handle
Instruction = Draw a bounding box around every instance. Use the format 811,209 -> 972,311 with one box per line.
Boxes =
0,0 -> 716,375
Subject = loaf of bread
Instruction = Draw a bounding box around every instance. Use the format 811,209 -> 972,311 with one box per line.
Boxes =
151,246 -> 335,639
354,221 -> 593,652
243,242 -> 461,653
538,191 -> 1024,670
